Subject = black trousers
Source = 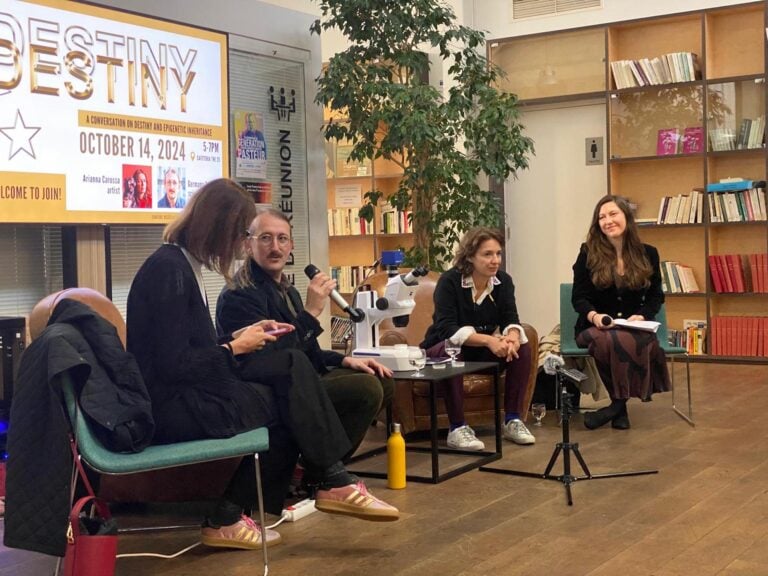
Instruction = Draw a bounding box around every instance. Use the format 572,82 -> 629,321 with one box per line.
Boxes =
321,368 -> 393,460
154,349 -> 351,516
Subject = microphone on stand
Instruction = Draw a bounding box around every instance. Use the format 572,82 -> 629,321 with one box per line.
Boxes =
543,353 -> 588,383
543,353 -> 566,375
304,264 -> 366,323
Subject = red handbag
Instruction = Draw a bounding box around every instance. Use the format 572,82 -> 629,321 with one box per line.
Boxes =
63,496 -> 117,576
63,437 -> 117,576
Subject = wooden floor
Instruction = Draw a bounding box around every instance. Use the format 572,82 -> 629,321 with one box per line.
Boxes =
2,362 -> 766,576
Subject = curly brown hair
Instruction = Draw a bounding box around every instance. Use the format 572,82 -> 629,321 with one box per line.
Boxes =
453,227 -> 505,276
163,178 -> 256,284
585,195 -> 651,290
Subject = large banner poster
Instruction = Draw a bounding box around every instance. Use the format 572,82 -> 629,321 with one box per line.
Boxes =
0,0 -> 228,224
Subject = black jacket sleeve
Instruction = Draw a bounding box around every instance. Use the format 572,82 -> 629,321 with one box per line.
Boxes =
572,243 -> 596,319
217,281 -> 344,370
127,247 -> 234,398
638,245 -> 664,320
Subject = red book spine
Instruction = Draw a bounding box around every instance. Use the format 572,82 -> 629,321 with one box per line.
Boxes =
731,254 -> 745,293
708,255 -> 723,292
763,254 -> 768,293
719,255 -> 734,293
748,254 -> 759,292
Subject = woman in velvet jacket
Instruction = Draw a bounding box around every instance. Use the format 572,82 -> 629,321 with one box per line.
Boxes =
572,195 -> 671,431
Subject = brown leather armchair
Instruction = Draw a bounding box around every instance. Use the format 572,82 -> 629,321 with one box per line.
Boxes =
29,287 -> 237,502
363,271 -> 539,434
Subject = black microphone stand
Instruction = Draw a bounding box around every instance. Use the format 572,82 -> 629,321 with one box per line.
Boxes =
480,366 -> 658,506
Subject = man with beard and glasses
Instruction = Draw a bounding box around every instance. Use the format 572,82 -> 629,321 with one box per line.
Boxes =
216,207 -> 394,468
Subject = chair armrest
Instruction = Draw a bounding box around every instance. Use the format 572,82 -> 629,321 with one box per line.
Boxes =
379,330 -> 408,346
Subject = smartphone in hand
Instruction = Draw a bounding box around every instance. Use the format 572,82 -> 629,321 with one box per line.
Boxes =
265,328 -> 291,336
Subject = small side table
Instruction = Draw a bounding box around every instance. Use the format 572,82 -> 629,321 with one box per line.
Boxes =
348,361 -> 501,483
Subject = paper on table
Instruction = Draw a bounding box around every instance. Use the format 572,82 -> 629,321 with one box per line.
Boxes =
426,357 -> 451,365
612,318 -> 661,333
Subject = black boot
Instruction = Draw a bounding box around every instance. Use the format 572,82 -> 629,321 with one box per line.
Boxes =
611,402 -> 630,429
584,398 -> 626,430
583,405 -> 617,430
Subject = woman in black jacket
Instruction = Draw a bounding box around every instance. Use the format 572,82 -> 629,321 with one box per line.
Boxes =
422,227 -> 535,451
127,179 -> 398,550
572,195 -> 671,430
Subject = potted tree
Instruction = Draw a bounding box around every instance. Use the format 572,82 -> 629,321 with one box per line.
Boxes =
312,0 -> 534,270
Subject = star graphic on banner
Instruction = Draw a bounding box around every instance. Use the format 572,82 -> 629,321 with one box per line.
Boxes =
0,109 -> 42,160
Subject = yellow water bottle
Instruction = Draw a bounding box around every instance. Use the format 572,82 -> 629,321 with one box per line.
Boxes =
387,422 -> 406,489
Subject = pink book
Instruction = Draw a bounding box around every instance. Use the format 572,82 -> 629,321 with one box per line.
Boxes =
657,128 -> 680,155
682,126 -> 704,153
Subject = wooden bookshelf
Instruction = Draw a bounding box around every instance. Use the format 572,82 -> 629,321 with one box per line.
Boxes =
323,113 -> 414,312
489,27 -> 605,101
490,2 -> 768,361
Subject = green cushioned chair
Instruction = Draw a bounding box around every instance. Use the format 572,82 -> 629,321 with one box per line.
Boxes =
560,283 -> 693,426
60,374 -> 271,574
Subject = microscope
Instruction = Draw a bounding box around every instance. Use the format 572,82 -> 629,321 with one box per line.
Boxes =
350,250 -> 428,371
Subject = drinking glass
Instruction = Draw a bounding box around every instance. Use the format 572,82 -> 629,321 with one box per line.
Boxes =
444,339 -> 463,367
531,403 -> 547,427
409,347 -> 427,376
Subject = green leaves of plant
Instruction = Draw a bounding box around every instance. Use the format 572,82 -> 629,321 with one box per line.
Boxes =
314,0 -> 534,270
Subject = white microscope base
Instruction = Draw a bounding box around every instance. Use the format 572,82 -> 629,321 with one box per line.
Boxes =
351,346 -> 414,372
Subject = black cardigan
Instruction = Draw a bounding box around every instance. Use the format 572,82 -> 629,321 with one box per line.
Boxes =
216,260 -> 344,374
126,244 -> 248,438
421,267 -> 522,351
571,242 -> 664,337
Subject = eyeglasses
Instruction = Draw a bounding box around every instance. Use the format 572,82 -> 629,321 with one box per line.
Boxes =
246,231 -> 291,247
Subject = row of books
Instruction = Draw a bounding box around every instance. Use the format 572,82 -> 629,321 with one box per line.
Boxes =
327,208 -> 374,237
708,253 -> 768,294
709,316 -> 768,357
656,191 -> 703,224
330,265 -> 375,294
708,188 -> 767,223
330,315 -> 354,347
610,52 -> 700,90
668,320 -> 707,355
709,119 -> 765,152
380,204 -> 413,234
661,261 -> 700,294
656,126 -> 703,155
734,116 -> 765,150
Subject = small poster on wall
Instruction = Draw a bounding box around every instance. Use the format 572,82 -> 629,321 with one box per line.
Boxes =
242,181 -> 273,205
234,110 -> 268,179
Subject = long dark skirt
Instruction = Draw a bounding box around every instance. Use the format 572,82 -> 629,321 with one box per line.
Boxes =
576,327 -> 671,401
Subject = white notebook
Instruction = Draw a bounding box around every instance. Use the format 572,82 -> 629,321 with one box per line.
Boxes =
612,318 -> 661,333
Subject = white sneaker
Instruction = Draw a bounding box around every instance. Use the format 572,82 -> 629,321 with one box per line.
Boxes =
503,419 -> 535,445
447,425 -> 485,451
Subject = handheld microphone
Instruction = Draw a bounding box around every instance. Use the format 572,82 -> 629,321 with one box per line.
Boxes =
304,264 -> 366,323
601,315 -> 613,326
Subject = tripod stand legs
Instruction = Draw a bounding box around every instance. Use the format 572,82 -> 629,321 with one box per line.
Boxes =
480,372 -> 658,505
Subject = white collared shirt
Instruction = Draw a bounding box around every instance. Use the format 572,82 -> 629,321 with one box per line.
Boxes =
448,274 -> 528,347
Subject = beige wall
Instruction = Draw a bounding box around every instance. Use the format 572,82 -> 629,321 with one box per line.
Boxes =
505,102 -> 607,335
